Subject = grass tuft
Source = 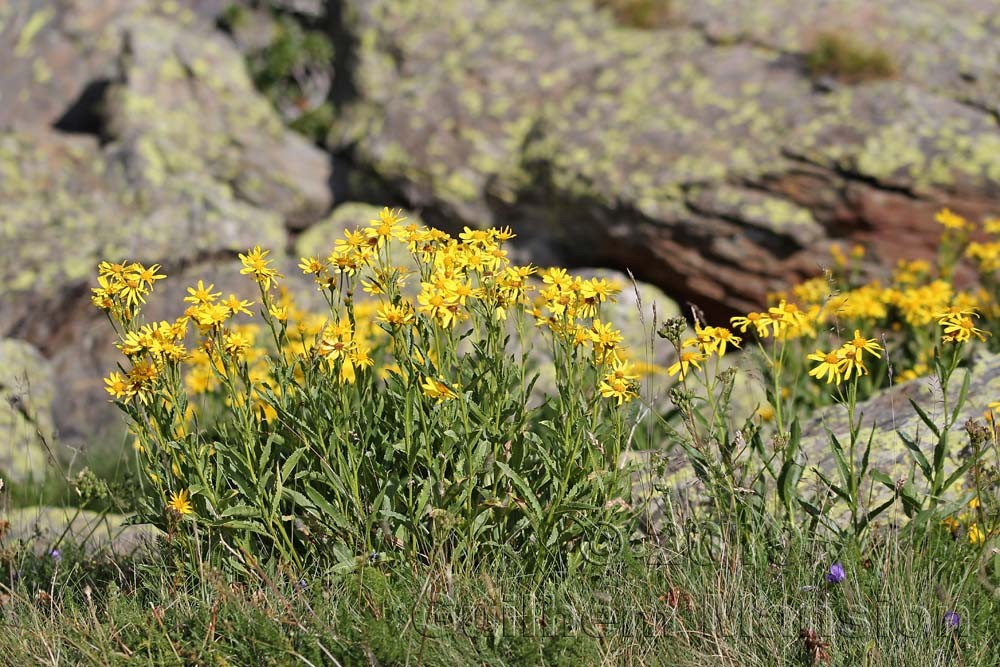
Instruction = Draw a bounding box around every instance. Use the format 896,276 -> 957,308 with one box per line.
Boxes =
805,31 -> 896,83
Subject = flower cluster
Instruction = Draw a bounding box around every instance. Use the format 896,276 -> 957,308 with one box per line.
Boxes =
806,330 -> 883,385
667,323 -> 742,380
91,260 -> 166,320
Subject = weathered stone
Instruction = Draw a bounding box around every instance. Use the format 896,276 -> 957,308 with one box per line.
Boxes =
102,13 -> 332,229
2,506 -> 157,555
332,0 -> 1000,321
0,339 -> 56,483
0,128 -> 284,341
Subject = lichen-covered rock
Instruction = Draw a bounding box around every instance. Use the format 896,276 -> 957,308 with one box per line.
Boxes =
0,128 -> 284,340
0,339 -> 56,483
1,0 -> 334,339
332,0 -> 1000,320
0,0 -> 230,130
2,506 -> 157,555
102,13 -> 332,228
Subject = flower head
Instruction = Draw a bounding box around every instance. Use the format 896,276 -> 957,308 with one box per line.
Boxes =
807,349 -> 847,385
239,246 -> 283,290
943,611 -> 960,629
824,562 -> 846,584
168,489 -> 194,516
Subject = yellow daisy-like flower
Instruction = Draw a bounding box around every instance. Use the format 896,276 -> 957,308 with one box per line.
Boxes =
599,376 -> 637,405
376,302 -> 415,327
104,371 -> 133,401
935,208 -> 968,231
843,330 -> 882,363
239,246 -> 283,290
184,280 -> 221,305
667,350 -> 708,380
421,376 -> 459,402
807,348 -> 847,385
941,316 -> 990,344
730,311 -> 770,338
168,489 -> 194,516
967,523 -> 985,545
222,294 -> 254,317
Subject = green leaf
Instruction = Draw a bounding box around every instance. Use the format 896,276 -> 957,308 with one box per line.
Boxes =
951,370 -> 971,426
857,495 -> 897,533
812,467 -> 852,504
280,447 -> 308,484
220,505 -> 259,518
825,427 -> 852,495
869,470 -> 896,489
941,450 -> 987,494
495,462 -> 544,527
898,431 -> 931,479
303,485 -> 351,531
907,398 -> 941,439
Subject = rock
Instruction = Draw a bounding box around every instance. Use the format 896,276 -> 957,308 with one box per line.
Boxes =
0,340 -> 56,483
331,0 -> 1000,321
102,12 -> 332,229
0,128 -> 284,341
2,506 -> 157,555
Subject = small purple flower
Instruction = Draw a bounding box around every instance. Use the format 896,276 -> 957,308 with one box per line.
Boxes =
297,578 -> 308,591
824,562 -> 846,584
943,611 -> 960,629
49,549 -> 61,562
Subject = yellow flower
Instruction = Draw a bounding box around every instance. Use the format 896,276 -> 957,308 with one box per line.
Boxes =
132,263 -> 167,290
376,302 -> 415,327
843,330 -> 882,363
222,294 -> 254,317
667,350 -> 708,380
298,256 -> 327,275
223,330 -> 253,357
104,371 -> 133,401
417,286 -> 460,328
730,312 -> 770,338
807,348 -> 847,385
168,489 -> 194,516
599,375 -> 637,405
184,280 -> 221,305
968,496 -> 981,510
935,208 -> 968,231
590,320 -> 624,357
239,246 -> 282,290
694,324 -> 741,357
421,376 -> 459,402
941,316 -> 989,344
967,523 -> 985,545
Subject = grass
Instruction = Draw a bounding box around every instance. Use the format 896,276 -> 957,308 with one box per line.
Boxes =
805,32 -> 896,84
595,0 -> 673,30
1,526 -> 996,665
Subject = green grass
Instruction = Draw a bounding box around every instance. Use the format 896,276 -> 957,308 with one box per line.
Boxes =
595,0 -> 673,30
1,526 -> 996,665
805,32 -> 896,84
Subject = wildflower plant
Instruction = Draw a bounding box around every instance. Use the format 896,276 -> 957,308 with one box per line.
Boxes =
95,209 -> 642,575
651,210 -> 997,547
